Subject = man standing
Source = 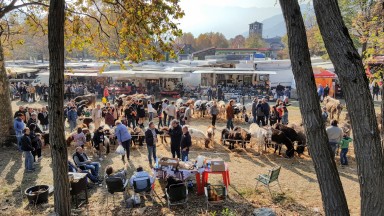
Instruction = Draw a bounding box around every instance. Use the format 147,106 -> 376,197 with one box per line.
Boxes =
207,88 -> 212,101
261,98 -> 270,125
255,100 -> 266,126
317,84 -> 324,101
166,101 -> 177,126
226,100 -> 235,129
184,104 -> 193,125
324,84 -> 330,97
115,120 -> 132,162
14,106 -> 26,123
180,125 -> 191,161
326,120 -> 343,159
168,120 -> 182,159
20,128 -> 34,172
92,104 -> 103,130
145,122 -> 164,167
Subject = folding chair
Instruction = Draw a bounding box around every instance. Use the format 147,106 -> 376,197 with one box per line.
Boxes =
255,166 -> 282,196
204,184 -> 227,210
165,182 -> 188,208
105,177 -> 129,208
132,177 -> 154,202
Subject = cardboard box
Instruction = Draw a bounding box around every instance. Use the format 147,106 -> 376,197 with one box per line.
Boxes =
211,160 -> 225,172
158,157 -> 179,168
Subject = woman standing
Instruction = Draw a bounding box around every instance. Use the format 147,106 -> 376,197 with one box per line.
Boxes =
373,82 -> 380,101
210,101 -> 219,126
147,100 -> 155,122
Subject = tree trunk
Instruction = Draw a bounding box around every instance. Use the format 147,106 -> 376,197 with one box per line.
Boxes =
0,39 -> 15,146
313,1 -> 384,215
279,1 -> 350,215
48,0 -> 71,215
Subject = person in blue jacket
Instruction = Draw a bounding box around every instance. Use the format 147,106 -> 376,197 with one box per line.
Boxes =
14,113 -> 25,150
115,120 -> 132,163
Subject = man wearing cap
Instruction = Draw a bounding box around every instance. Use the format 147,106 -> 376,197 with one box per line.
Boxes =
73,147 -> 101,178
115,120 -> 132,162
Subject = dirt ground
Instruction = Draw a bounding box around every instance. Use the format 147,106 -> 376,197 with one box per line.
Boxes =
0,99 -> 371,216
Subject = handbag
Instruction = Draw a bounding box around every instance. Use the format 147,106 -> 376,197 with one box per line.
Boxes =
115,145 -> 126,155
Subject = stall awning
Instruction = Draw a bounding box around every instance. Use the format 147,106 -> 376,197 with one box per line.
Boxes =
193,70 -> 276,75
313,67 -> 336,78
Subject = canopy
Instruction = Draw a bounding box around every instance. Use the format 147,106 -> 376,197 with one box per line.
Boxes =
313,67 -> 336,78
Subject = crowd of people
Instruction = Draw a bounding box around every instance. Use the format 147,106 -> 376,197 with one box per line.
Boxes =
10,82 -> 49,102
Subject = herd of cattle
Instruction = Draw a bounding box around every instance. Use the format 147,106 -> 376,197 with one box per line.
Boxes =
64,93 -> 355,158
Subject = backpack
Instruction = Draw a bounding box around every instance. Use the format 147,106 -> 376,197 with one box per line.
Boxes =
256,106 -> 264,116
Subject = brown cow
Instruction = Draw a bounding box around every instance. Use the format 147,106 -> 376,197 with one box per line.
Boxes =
323,96 -> 343,120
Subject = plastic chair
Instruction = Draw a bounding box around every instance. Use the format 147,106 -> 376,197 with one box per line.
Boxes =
105,177 -> 129,208
255,166 -> 282,196
204,184 -> 227,210
165,182 -> 188,208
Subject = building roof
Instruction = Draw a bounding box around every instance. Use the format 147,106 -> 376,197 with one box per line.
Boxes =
216,48 -> 271,52
192,47 -> 216,55
249,21 -> 262,25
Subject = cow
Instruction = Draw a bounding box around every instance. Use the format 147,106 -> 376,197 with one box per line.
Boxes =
274,123 -> 306,155
74,94 -> 96,108
271,128 -> 295,157
249,123 -> 273,152
323,96 -> 343,120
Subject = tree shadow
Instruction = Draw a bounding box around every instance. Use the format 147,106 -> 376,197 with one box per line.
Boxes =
5,152 -> 23,184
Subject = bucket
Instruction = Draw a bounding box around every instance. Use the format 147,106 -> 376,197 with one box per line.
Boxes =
25,185 -> 49,204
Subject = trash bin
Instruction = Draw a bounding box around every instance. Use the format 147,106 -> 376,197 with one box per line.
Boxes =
25,185 -> 49,204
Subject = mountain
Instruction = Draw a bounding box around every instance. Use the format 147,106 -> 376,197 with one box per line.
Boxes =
262,4 -> 314,38
262,14 -> 285,38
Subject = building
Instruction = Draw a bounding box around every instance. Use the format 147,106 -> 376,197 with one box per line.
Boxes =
249,21 -> 263,37
192,47 -> 216,60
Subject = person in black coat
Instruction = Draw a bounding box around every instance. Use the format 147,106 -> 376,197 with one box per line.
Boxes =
38,107 -> 49,131
29,123 -> 43,162
168,120 -> 182,159
180,126 -> 192,161
145,122 -> 164,167
20,128 -> 35,171
93,126 -> 107,161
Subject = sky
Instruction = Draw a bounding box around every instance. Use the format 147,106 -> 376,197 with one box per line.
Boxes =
177,0 -> 307,38
178,0 -> 282,38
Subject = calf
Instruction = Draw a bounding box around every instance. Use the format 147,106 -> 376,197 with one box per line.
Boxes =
82,117 -> 93,129
206,126 -> 215,148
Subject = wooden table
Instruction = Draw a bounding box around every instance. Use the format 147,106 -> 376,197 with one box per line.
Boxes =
69,172 -> 88,208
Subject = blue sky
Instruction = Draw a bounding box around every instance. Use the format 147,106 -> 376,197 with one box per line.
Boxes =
177,0 -> 311,38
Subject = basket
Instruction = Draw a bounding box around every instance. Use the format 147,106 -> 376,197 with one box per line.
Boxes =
25,185 -> 49,204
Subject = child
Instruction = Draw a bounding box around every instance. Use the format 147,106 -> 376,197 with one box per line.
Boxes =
84,108 -> 91,118
339,134 -> 353,166
102,96 -> 107,106
281,106 -> 289,125
321,107 -> 328,123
